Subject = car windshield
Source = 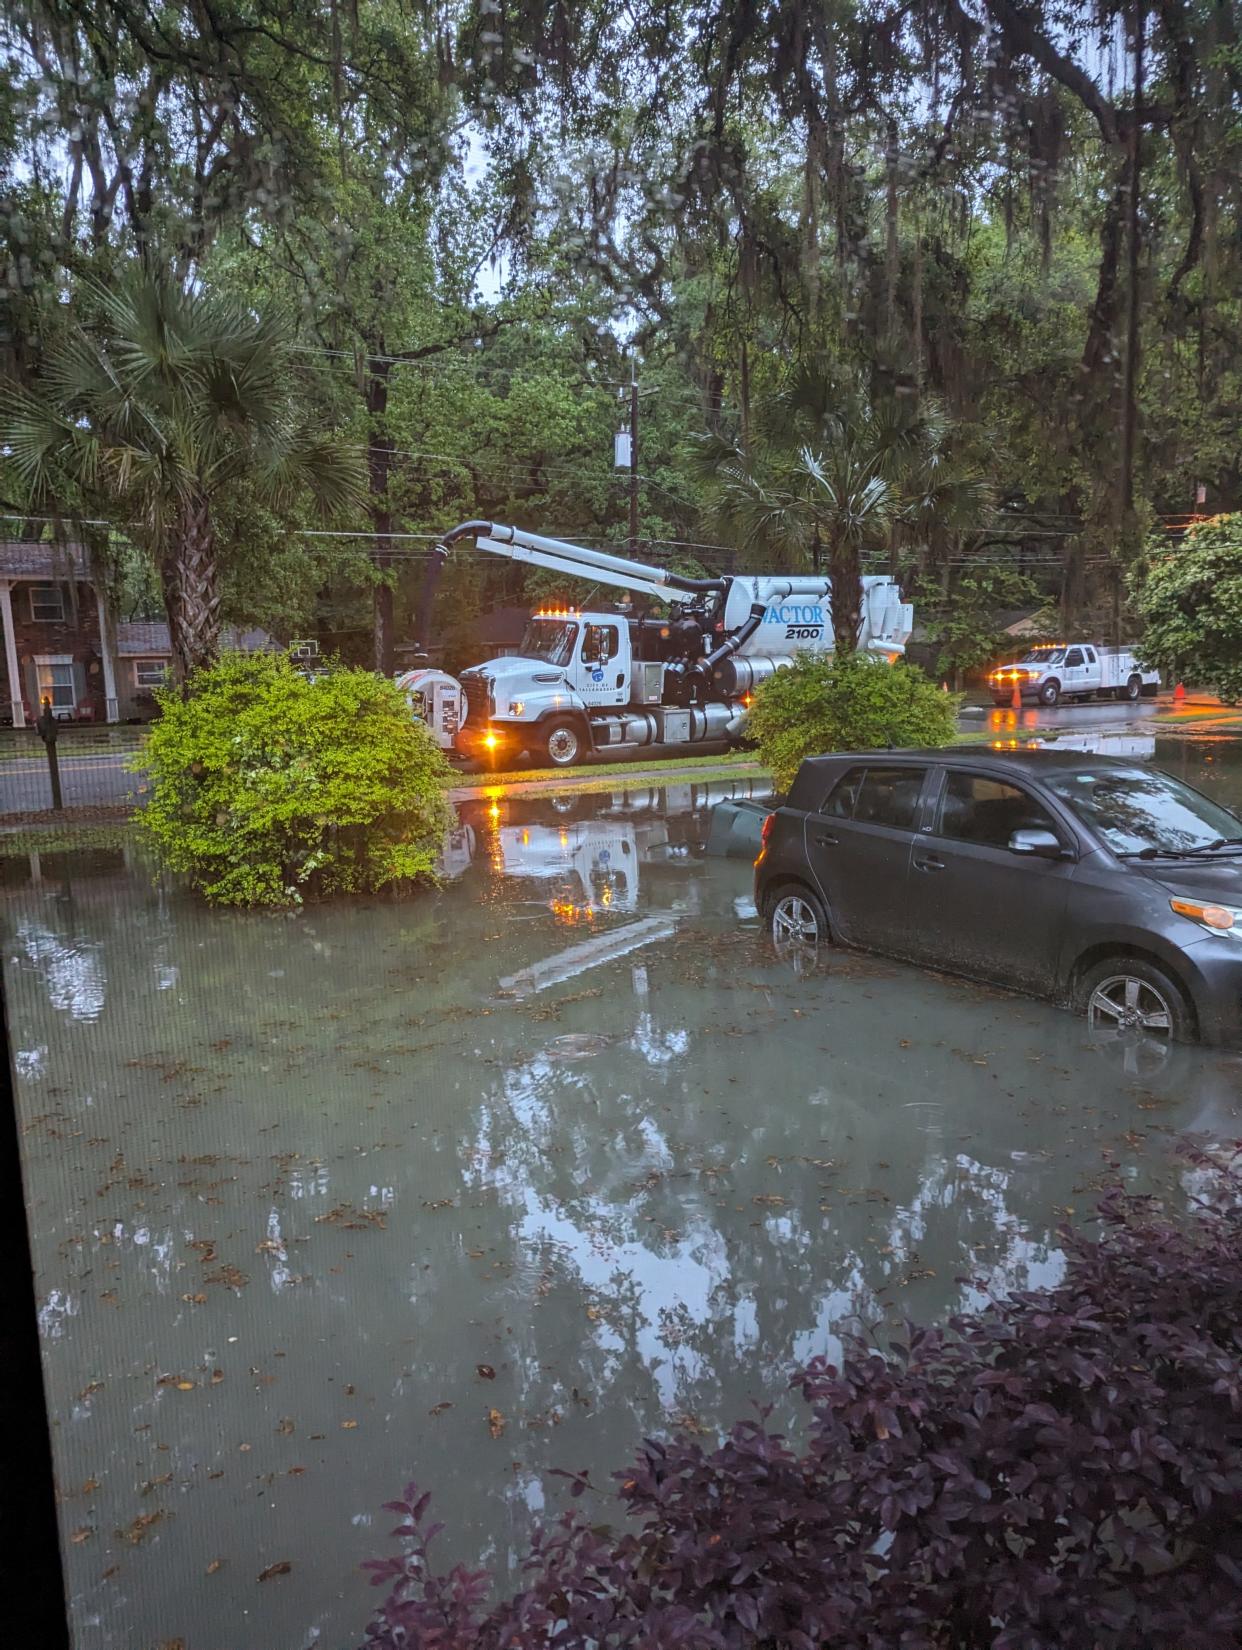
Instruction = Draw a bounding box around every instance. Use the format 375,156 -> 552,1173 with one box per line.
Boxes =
520,619 -> 578,666
1020,647 -> 1065,664
1045,766 -> 1242,856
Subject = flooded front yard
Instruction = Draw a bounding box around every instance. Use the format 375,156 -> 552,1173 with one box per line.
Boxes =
5,744 -> 1242,1650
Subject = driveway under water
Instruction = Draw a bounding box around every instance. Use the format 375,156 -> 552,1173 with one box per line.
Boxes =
4,741 -> 1241,1650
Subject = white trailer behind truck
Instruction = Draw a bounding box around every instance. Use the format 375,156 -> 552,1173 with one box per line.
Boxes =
989,644 -> 1160,708
398,520 -> 914,766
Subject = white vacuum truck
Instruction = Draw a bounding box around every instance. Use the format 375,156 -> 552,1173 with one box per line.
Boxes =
398,520 -> 913,767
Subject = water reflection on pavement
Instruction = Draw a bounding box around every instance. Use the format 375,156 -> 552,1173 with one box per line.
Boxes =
2,754 -> 1240,1650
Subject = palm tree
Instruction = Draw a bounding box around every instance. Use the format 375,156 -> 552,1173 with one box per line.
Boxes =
0,275 -> 366,682
694,359 -> 990,652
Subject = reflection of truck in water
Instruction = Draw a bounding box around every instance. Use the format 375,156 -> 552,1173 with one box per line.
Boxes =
989,644 -> 1159,707
442,780 -> 770,917
400,520 -> 912,767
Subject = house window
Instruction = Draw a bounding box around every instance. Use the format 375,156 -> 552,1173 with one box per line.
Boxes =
134,659 -> 167,688
34,656 -> 75,713
29,585 -> 66,622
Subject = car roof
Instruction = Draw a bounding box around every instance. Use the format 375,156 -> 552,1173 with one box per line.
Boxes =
797,746 -> 1149,780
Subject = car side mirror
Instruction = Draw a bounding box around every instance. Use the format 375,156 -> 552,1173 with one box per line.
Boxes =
1009,828 -> 1064,859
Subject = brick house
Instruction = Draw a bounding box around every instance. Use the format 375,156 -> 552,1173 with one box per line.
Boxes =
113,620 -> 277,720
1,540 -> 277,726
0,542 -> 117,726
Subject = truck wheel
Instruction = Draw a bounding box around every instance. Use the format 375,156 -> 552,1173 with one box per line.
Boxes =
1124,674 -> 1142,701
541,719 -> 583,768
1038,679 -> 1061,707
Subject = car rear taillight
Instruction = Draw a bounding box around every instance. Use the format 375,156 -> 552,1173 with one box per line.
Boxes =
755,812 -> 775,868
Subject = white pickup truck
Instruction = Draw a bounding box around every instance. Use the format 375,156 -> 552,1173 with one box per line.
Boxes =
989,644 -> 1160,708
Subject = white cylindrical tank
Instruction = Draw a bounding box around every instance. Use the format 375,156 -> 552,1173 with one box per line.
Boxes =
720,574 -> 906,656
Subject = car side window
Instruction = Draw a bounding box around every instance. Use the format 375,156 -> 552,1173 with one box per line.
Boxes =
937,771 -> 1060,849
823,765 -> 926,829
1065,648 -> 1084,667
1084,647 -> 1096,663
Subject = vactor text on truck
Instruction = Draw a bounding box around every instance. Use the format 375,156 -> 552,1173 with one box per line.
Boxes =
397,521 -> 914,767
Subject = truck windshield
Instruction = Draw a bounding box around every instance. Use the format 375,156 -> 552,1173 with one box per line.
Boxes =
1046,767 -> 1242,856
1020,647 -> 1065,664
520,619 -> 578,666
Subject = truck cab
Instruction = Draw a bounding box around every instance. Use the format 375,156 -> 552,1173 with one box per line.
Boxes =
454,608 -> 636,763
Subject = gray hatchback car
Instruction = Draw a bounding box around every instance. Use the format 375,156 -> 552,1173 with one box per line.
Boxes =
754,749 -> 1242,1047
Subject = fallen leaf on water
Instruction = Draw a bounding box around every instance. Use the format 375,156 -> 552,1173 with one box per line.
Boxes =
585,1306 -> 601,1322
157,1640 -> 185,1650
210,1369 -> 224,1385
258,1561 -> 292,1582
118,1510 -> 166,1545
276,1418 -> 294,1436
203,1264 -> 249,1290
175,1380 -> 195,1392
180,1292 -> 207,1305
286,1466 -> 306,1476
70,1526 -> 93,1544
206,1559 -> 224,1575
476,1364 -> 496,1380
487,1408 -> 505,1439
341,1420 -> 357,1430
429,1402 -> 453,1418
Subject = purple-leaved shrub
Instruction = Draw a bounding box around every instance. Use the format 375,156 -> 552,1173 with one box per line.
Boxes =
358,1147 -> 1242,1650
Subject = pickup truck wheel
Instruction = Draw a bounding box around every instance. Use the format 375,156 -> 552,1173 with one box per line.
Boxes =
541,719 -> 583,768
1038,679 -> 1061,707
1124,674 -> 1142,701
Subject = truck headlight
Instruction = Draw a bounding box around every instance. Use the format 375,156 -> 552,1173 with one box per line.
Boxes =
1170,897 -> 1242,937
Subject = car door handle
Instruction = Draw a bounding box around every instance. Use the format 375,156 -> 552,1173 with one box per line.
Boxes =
914,855 -> 946,872
814,832 -> 838,847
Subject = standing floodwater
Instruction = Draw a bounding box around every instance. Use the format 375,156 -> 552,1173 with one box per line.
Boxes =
3,751 -> 1240,1650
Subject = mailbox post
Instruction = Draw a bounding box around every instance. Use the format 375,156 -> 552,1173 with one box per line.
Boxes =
36,698 -> 63,811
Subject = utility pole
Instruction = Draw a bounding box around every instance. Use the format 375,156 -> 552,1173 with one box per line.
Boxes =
629,358 -> 640,561
1116,0 -> 1144,646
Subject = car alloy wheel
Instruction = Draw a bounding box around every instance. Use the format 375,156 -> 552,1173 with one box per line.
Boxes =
1087,972 -> 1173,1034
771,893 -> 821,945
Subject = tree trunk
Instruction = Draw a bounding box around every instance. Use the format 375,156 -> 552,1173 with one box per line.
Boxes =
367,351 -> 396,676
828,533 -> 862,655
166,491 -> 220,685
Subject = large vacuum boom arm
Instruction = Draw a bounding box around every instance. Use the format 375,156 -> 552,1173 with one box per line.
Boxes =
441,520 -> 724,593
416,521 -> 724,650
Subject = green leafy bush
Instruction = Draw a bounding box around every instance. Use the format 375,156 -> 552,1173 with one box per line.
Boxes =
1130,513 -> 1242,702
748,651 -> 960,791
136,654 -> 453,906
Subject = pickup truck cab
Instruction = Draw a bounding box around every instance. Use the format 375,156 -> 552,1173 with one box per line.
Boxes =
990,644 -> 1160,708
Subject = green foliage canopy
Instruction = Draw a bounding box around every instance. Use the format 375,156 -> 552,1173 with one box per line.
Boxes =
1130,515 -> 1242,703
136,654 -> 452,907
914,567 -> 1046,683
747,652 -> 960,793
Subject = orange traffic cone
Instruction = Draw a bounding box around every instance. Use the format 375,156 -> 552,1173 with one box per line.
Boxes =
1010,681 -> 1022,710
1174,681 -> 1186,703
